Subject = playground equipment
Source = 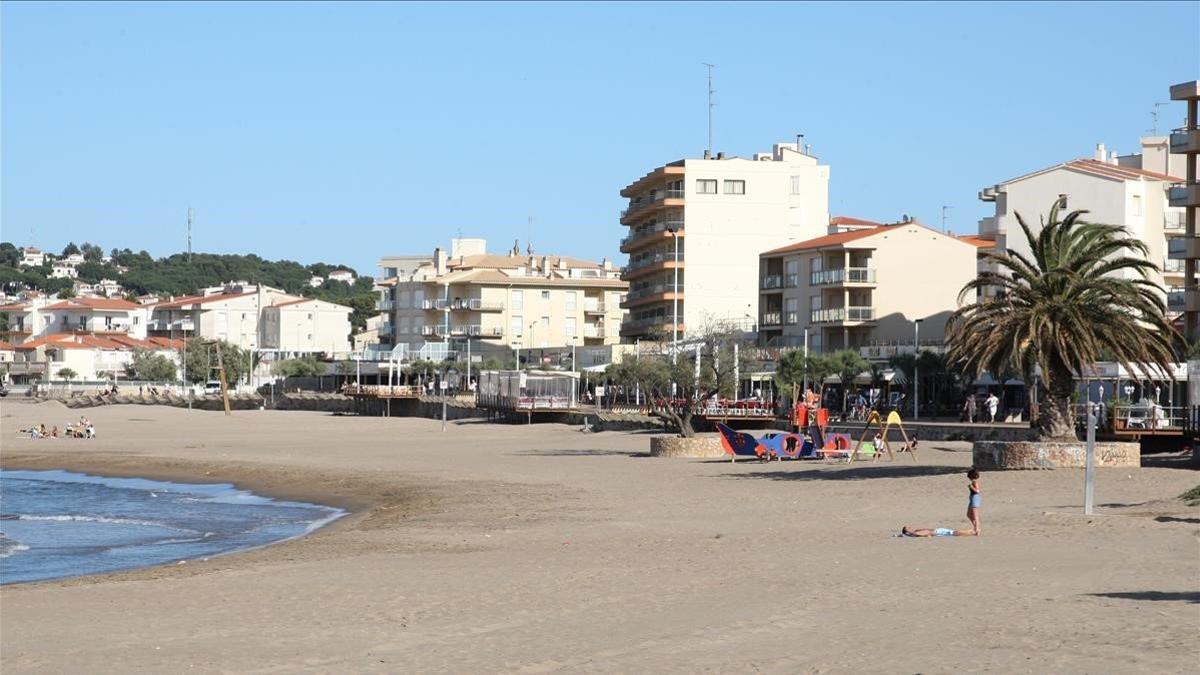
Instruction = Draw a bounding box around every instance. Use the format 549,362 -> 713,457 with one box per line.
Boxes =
716,423 -> 815,462
847,410 -> 917,463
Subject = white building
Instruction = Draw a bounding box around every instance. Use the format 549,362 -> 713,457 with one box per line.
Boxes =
0,297 -> 149,343
50,263 -> 79,279
381,238 -> 627,358
18,247 -> 47,268
308,276 -> 325,288
327,269 -> 355,283
618,141 -> 830,340
148,282 -> 354,358
977,143 -> 1182,302
260,297 -> 353,359
8,333 -> 184,383
59,253 -> 86,267
96,279 -> 124,298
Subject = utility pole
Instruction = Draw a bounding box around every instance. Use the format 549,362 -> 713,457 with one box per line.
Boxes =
703,62 -> 716,155
941,205 -> 953,233
187,207 -> 193,263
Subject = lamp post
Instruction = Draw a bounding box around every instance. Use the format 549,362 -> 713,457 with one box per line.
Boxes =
528,320 -> 537,370
803,326 -> 810,393
913,318 -> 923,420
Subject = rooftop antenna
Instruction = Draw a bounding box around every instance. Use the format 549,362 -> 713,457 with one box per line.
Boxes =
1149,102 -> 1171,135
703,62 -> 716,156
942,205 -> 953,233
186,207 -> 193,263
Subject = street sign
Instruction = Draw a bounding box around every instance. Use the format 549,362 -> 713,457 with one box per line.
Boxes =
595,385 -> 605,397
439,380 -> 449,390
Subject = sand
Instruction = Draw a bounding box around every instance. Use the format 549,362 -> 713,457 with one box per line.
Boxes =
1,400 -> 1197,673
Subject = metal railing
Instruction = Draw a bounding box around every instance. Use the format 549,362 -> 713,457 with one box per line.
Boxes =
811,306 -> 875,323
761,275 -> 783,290
583,325 -> 605,338
1170,125 -> 1199,151
810,267 -> 876,285
449,298 -> 504,311
583,303 -> 607,314
785,311 -> 799,325
760,311 -> 783,326
784,273 -> 799,288
376,299 -> 395,311
625,284 -> 675,301
626,251 -> 681,272
621,220 -> 684,248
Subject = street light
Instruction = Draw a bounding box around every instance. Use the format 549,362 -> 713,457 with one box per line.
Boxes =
803,326 -> 810,393
913,318 -> 923,420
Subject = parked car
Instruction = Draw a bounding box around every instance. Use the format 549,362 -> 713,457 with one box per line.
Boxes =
203,380 -> 223,395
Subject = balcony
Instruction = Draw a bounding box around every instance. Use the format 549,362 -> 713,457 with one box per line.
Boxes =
620,316 -> 684,336
624,252 -> 683,280
620,190 -> 685,224
450,298 -> 504,312
761,275 -> 783,290
1163,258 -> 1184,274
785,311 -> 799,325
1169,182 -> 1200,208
376,299 -> 395,311
785,273 -> 799,288
1167,237 -> 1200,260
811,306 -> 876,324
583,325 -> 606,339
1169,126 -> 1200,154
378,324 -> 394,336
760,311 -> 783,327
979,216 -> 1000,238
622,283 -> 682,308
621,220 -> 684,253
583,302 -> 607,315
420,299 -> 438,310
1168,288 -> 1185,313
1164,211 -> 1186,233
810,267 -> 876,286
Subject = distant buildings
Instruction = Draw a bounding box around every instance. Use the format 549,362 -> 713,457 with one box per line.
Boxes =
18,247 -> 46,268
0,296 -> 150,343
8,333 -> 183,383
618,142 -> 830,341
379,238 -> 626,359
758,218 -> 983,353
327,269 -> 355,283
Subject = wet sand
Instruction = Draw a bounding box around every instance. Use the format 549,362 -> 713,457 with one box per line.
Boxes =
2,401 -> 1197,673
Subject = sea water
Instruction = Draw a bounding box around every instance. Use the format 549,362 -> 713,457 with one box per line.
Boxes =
0,469 -> 345,585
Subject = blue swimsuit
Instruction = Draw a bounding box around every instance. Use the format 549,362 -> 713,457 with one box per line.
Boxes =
969,483 -> 981,509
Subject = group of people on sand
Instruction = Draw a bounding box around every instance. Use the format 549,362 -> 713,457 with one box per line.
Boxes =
901,468 -> 981,538
23,416 -> 95,439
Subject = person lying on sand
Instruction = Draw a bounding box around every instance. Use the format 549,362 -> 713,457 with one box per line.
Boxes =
900,525 -> 976,537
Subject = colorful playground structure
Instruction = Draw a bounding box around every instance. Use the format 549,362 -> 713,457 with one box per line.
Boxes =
717,404 -> 918,463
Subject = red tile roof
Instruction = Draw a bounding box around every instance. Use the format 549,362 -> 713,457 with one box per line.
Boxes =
152,291 -> 255,310
761,228 -> 887,256
42,297 -> 139,311
957,235 -> 996,248
14,332 -> 183,352
0,303 -> 30,311
1068,159 -> 1182,182
0,340 -> 15,351
830,216 -> 884,227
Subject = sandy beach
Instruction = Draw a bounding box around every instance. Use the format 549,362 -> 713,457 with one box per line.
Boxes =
1,401 -> 1197,673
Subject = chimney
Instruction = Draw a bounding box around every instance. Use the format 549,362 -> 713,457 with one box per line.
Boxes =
1094,143 -> 1106,161
1109,149 -> 1118,165
703,149 -> 712,159
716,151 -> 725,160
434,247 -> 448,275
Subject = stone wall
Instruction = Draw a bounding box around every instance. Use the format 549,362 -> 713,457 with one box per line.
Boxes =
973,440 -> 1140,470
649,434 -> 726,458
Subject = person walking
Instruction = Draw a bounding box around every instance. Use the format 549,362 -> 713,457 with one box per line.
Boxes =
985,392 -> 1000,423
963,394 -> 977,423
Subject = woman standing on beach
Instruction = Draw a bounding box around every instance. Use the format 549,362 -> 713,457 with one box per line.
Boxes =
967,468 -> 981,535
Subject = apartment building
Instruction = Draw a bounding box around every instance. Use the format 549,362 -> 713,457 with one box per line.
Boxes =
618,142 -> 830,341
8,333 -> 183,383
382,238 -> 627,357
148,282 -> 352,357
1167,80 -> 1200,340
260,297 -> 353,358
976,142 -> 1183,303
0,296 -> 149,343
375,254 -> 434,347
758,218 -> 981,353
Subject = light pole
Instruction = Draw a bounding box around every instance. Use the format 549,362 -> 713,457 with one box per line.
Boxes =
913,318 -> 923,420
667,223 -> 680,364
803,326 -> 810,393
528,320 -> 537,370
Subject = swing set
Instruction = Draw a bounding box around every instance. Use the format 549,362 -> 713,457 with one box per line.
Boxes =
847,409 -> 918,462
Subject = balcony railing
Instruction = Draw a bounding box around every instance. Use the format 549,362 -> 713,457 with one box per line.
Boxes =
583,325 -> 605,338
1163,258 -> 1184,273
625,283 -> 678,302
810,267 -> 876,285
1164,212 -> 1186,232
760,311 -> 783,327
785,311 -> 799,325
761,275 -> 783,290
621,220 -> 684,248
1170,125 -> 1200,152
626,251 -> 681,272
1168,288 -> 1185,312
449,298 -> 504,311
785,273 -> 799,288
583,303 -> 607,314
811,306 -> 876,323
622,190 -> 685,218
378,324 -> 394,336
376,299 -> 395,311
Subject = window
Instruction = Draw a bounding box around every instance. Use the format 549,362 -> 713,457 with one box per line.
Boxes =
565,318 -> 577,338
511,315 -> 523,337
414,289 -> 425,307
790,175 -> 802,195
724,179 -> 745,195
810,256 -> 823,272
811,295 -> 822,311
541,290 -> 550,301
307,313 -> 313,320
1131,194 -> 1142,216
540,315 -> 550,329
565,291 -> 576,311
696,179 -> 717,194
398,290 -> 410,308
512,290 -> 524,310
786,260 -> 799,276
399,317 -> 410,334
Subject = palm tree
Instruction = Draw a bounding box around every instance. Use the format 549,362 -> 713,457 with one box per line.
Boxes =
946,201 -> 1179,440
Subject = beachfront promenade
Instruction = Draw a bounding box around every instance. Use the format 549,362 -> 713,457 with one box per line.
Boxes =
1,402 -> 1197,673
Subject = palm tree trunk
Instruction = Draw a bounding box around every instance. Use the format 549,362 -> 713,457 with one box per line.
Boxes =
1036,366 -> 1077,440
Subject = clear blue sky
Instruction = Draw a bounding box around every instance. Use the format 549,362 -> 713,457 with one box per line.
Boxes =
3,1 -> 1197,276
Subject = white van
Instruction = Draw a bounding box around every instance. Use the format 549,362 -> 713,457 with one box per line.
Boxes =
203,380 -> 223,395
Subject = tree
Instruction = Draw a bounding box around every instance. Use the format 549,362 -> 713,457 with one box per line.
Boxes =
79,242 -> 104,262
180,339 -> 253,385
827,349 -> 869,413
57,368 -> 78,381
605,327 -> 747,437
126,350 -> 177,381
61,242 -> 81,257
775,349 -> 832,401
945,202 -> 1179,440
274,355 -> 325,378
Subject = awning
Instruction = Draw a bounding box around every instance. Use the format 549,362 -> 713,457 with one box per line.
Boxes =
882,367 -> 907,385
